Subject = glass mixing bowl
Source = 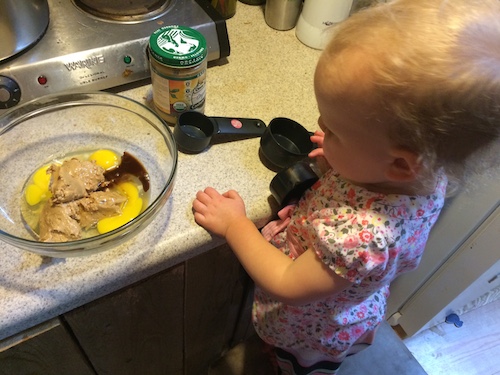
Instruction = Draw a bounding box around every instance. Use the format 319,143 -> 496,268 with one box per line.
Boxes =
0,92 -> 177,257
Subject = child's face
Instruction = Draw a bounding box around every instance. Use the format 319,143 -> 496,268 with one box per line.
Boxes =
314,54 -> 397,187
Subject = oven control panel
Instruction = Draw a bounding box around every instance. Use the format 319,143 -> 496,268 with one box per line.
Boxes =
0,76 -> 21,110
0,39 -> 151,111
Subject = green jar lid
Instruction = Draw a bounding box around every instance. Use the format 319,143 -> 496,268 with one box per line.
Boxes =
149,25 -> 207,68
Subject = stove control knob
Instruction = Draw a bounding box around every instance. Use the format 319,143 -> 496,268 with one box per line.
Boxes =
0,76 -> 21,110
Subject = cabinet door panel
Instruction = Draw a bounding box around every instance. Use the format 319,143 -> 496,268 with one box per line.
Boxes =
64,263 -> 185,375
0,320 -> 95,375
184,244 -> 252,375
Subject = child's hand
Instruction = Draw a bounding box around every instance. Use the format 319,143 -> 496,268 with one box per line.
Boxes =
193,187 -> 247,238
309,130 -> 331,172
309,130 -> 325,158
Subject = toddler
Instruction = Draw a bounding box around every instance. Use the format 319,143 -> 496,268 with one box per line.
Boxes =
192,0 -> 500,374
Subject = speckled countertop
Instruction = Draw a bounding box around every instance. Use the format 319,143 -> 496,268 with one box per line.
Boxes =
0,3 -> 321,342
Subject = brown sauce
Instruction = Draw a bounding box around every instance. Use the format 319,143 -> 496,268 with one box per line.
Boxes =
104,152 -> 150,192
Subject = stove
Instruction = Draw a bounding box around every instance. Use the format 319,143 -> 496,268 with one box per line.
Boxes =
0,0 -> 230,113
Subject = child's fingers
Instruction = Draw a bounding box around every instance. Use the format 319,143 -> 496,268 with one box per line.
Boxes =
309,148 -> 325,158
203,186 -> 221,198
194,187 -> 220,204
312,130 -> 325,137
193,211 -> 205,225
223,189 -> 241,200
192,197 -> 205,213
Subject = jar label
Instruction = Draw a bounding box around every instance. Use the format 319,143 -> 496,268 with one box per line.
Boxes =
151,66 -> 206,117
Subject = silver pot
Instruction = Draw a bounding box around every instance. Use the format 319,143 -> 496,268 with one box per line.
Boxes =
0,0 -> 49,62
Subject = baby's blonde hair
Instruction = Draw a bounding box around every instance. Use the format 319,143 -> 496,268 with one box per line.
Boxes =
323,0 -> 500,191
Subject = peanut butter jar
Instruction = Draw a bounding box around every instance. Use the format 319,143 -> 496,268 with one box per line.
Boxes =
149,25 -> 208,125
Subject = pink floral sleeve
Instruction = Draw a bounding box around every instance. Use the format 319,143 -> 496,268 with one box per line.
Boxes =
309,208 -> 394,284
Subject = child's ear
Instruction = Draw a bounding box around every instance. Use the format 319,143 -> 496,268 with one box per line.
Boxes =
386,148 -> 422,182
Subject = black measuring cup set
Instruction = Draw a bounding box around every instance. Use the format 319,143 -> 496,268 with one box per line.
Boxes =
173,111 -> 320,206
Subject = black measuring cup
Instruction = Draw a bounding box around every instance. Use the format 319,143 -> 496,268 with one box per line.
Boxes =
174,111 -> 267,153
260,117 -> 315,171
270,159 -> 320,207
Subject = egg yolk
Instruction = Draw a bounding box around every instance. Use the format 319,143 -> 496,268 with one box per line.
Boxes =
89,149 -> 119,171
33,166 -> 51,189
25,165 -> 51,206
97,182 -> 143,234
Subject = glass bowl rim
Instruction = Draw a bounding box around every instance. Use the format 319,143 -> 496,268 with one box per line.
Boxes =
0,91 -> 178,254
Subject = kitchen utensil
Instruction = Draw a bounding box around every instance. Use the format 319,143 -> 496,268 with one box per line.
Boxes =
265,0 -> 302,30
296,0 -> 354,49
260,117 -> 315,170
270,159 -> 320,207
0,92 -> 177,258
174,111 -> 266,153
0,0 -> 49,61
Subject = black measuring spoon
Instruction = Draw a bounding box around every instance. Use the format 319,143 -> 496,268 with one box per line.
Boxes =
174,111 -> 267,153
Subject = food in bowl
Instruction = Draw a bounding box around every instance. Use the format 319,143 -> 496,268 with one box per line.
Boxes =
0,92 -> 177,257
21,149 -> 150,242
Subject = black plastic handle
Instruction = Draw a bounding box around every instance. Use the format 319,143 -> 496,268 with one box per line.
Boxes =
175,111 -> 267,153
212,117 -> 267,137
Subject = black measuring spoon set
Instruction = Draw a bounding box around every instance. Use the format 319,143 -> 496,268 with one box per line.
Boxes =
173,111 -> 320,206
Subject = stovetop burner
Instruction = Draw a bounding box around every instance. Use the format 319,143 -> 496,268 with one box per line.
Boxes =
73,0 -> 171,22
0,0 -> 230,112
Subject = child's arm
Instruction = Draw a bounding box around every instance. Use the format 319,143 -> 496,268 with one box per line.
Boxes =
193,187 -> 352,306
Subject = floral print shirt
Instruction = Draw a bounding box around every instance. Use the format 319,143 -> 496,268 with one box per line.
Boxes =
253,168 -> 447,361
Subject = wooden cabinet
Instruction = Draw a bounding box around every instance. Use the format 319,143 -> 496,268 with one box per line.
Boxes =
0,244 -> 253,375
0,319 -> 95,375
64,262 -> 185,375
184,244 -> 254,375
